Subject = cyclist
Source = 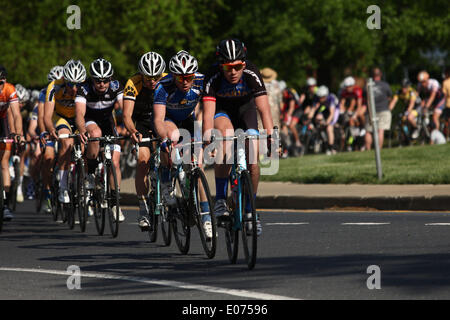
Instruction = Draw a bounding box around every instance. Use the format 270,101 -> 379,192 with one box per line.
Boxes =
25,92 -> 41,200
76,58 -> 124,221
280,84 -> 303,156
442,67 -> 450,139
122,51 -> 167,230
339,76 -> 366,150
417,71 -> 445,134
308,85 -> 339,155
38,65 -> 64,213
153,50 -> 212,238
0,65 -> 25,221
390,78 -> 422,139
43,59 -> 86,204
203,39 -> 274,236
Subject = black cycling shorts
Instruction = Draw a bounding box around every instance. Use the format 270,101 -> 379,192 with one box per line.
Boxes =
214,100 -> 258,132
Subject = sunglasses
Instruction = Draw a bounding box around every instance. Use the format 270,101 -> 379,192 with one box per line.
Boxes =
143,75 -> 161,82
174,74 -> 195,83
222,62 -> 245,72
93,77 -> 111,84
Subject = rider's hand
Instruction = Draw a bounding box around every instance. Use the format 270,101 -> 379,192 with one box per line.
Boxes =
160,138 -> 171,154
50,129 -> 58,140
80,131 -> 89,144
131,131 -> 141,144
40,131 -> 49,147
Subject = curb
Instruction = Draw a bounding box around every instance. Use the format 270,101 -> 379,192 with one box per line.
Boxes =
120,193 -> 450,211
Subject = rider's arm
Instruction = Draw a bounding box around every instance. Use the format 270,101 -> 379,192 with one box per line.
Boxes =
37,100 -> 46,134
287,99 -> 295,117
75,100 -> 87,135
27,118 -> 38,140
327,107 -> 335,125
123,99 -> 137,135
406,96 -> 416,113
426,90 -> 437,109
7,107 -> 15,134
9,101 -> 23,137
202,99 -> 216,141
43,100 -> 56,137
389,95 -> 398,111
254,94 -> 274,135
153,103 -> 168,140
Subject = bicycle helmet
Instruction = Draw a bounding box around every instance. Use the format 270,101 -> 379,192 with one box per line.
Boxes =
47,65 -> 64,82
316,85 -> 329,98
418,71 -> 429,82
138,52 -> 166,76
15,84 -> 30,102
0,65 -> 7,79
216,39 -> 246,63
63,59 -> 87,83
306,77 -> 317,86
401,78 -> 411,88
90,58 -> 114,79
169,50 -> 198,75
343,76 -> 355,87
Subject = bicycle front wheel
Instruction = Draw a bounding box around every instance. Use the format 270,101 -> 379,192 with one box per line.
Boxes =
10,159 -> 20,212
76,160 -> 88,232
106,162 -> 120,238
0,169 -> 4,232
240,170 -> 257,270
171,174 -> 190,254
191,169 -> 217,259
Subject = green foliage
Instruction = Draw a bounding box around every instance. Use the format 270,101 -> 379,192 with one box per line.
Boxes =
0,0 -> 448,90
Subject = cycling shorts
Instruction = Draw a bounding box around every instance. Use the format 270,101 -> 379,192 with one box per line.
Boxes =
214,100 -> 258,132
0,117 -> 12,151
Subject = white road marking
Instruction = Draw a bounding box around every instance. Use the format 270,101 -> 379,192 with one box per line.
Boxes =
266,223 -> 310,226
341,222 -> 390,226
425,223 -> 450,226
0,267 -> 299,300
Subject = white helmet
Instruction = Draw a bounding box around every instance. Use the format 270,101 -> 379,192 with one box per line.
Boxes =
90,58 -> 114,79
278,80 -> 287,91
31,89 -> 40,101
47,65 -> 64,82
63,59 -> 86,83
306,77 -> 317,86
169,50 -> 198,75
316,85 -> 329,98
138,52 -> 166,76
15,84 -> 30,102
343,76 -> 355,87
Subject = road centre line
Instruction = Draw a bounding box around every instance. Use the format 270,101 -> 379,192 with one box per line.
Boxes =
0,267 -> 300,300
341,222 -> 391,226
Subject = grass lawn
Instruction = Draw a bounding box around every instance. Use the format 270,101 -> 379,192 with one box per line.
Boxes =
261,144 -> 450,184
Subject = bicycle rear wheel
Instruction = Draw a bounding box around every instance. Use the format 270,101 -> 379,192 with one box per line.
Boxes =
191,169 -> 217,259
160,205 -> 172,246
147,191 -> 159,243
106,162 -> 120,238
76,160 -> 88,232
171,174 -> 190,254
240,170 -> 257,270
0,169 -> 4,232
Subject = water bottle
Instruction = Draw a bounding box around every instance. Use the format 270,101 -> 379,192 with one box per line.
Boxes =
403,125 -> 409,135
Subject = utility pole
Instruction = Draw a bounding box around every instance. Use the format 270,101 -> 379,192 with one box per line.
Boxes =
366,78 -> 383,180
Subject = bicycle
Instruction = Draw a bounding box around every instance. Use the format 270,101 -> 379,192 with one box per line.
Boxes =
136,136 -> 173,246
169,138 -> 217,258
0,138 -> 14,233
211,129 -> 277,269
58,134 -> 88,232
9,140 -> 22,213
87,135 -> 126,238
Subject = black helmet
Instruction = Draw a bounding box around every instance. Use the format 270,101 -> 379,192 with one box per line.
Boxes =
90,58 -> 114,79
0,65 -> 7,79
401,78 -> 411,88
216,39 -> 246,63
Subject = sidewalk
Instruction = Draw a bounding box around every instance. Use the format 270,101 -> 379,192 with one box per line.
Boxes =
119,170 -> 450,211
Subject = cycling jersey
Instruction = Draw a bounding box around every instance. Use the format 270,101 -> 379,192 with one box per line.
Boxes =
45,78 -> 78,119
76,79 -> 123,122
153,73 -> 204,122
203,60 -> 266,131
281,88 -> 300,114
38,88 -> 46,104
394,87 -> 421,108
340,85 -> 364,100
123,73 -> 167,120
417,78 -> 444,108
313,93 -> 340,125
0,82 -> 18,119
299,85 -> 317,109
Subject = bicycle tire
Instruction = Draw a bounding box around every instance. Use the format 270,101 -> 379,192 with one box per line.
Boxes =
0,169 -> 4,233
10,159 -> 20,212
106,162 -> 120,238
147,191 -> 159,243
191,168 -> 217,259
171,174 -> 190,254
240,170 -> 257,270
76,160 -> 88,232
160,204 -> 172,246
35,179 -> 44,214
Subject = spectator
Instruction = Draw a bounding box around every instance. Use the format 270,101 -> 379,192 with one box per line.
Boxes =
259,68 -> 281,130
365,67 -> 393,150
441,66 -> 450,139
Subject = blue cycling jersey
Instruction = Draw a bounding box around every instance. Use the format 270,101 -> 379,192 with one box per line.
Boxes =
39,88 -> 46,104
153,73 -> 204,122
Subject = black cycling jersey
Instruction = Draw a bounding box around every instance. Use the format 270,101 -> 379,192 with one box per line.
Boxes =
76,78 -> 123,122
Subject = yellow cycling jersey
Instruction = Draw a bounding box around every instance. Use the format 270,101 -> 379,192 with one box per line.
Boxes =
45,78 -> 77,119
395,87 -> 418,103
123,73 -> 167,119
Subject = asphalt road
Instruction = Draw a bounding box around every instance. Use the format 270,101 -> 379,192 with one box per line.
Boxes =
2,201 -> 450,302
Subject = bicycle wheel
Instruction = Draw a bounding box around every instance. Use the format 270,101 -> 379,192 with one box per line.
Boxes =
35,179 -> 44,214
147,191 -> 159,243
76,160 -> 88,232
65,168 -> 75,230
160,205 -> 172,246
106,162 -> 120,238
171,174 -> 190,254
240,170 -> 257,270
191,168 -> 217,259
10,159 -> 20,212
0,169 -> 4,233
